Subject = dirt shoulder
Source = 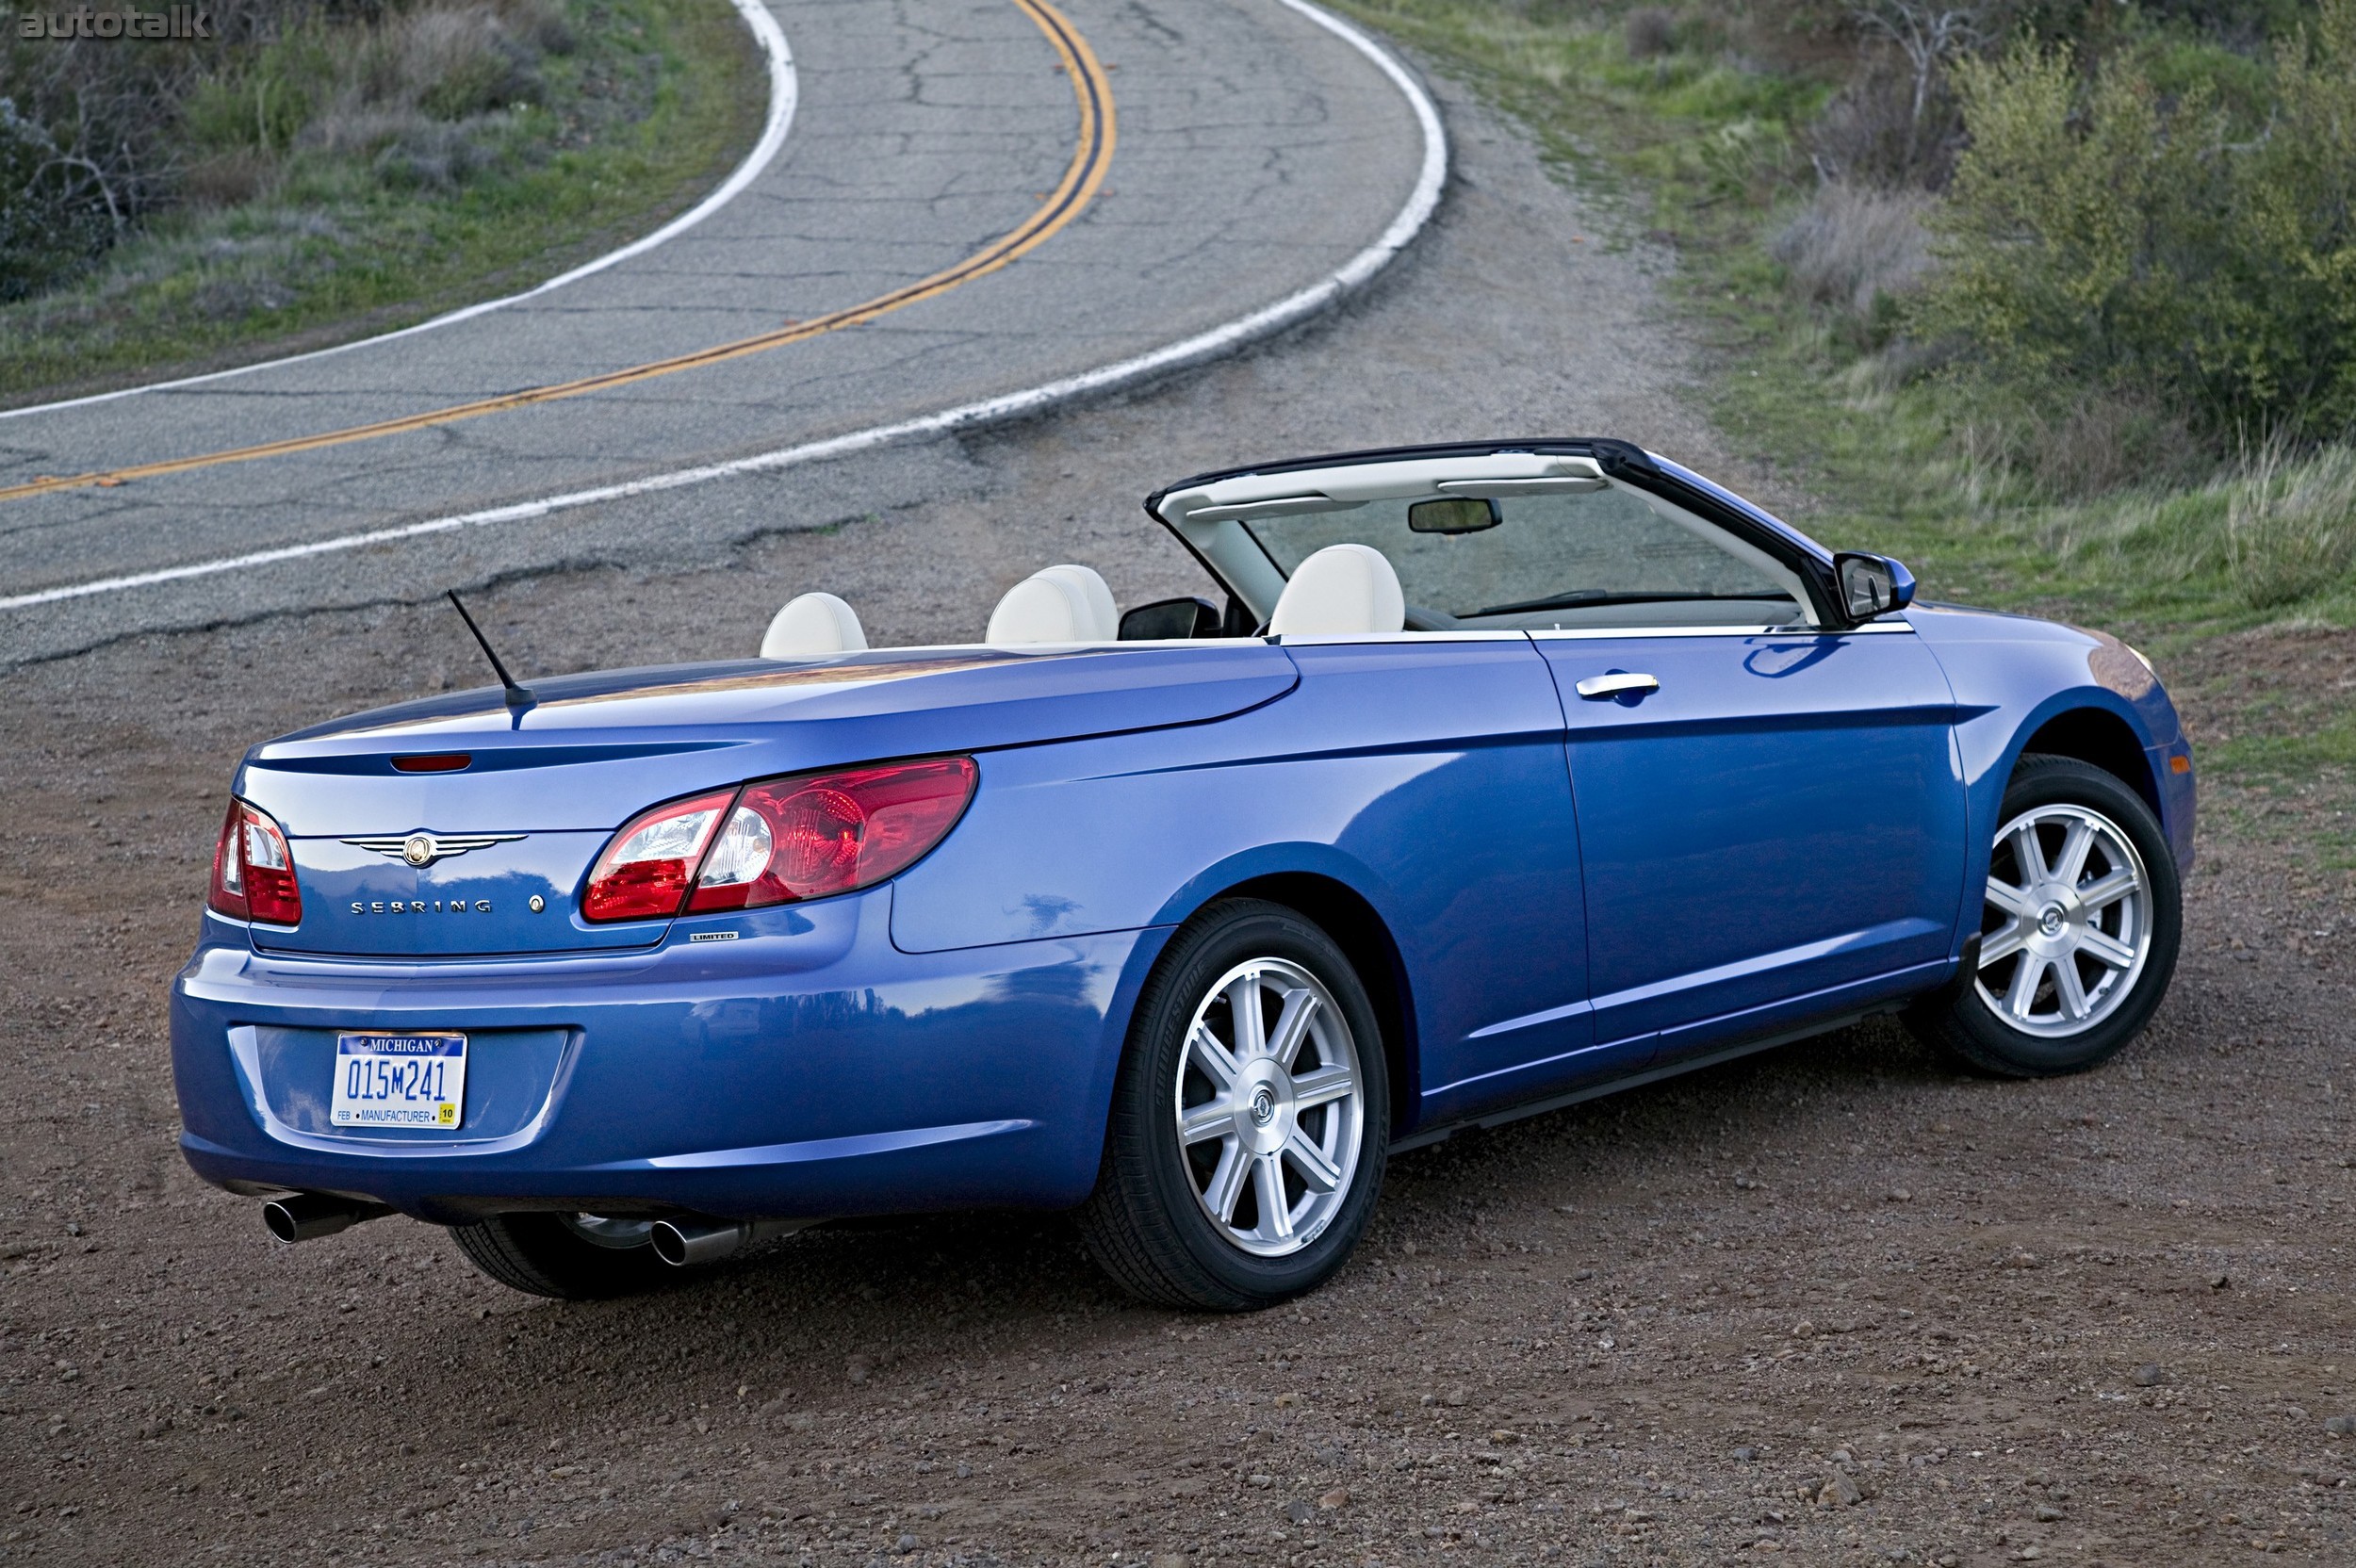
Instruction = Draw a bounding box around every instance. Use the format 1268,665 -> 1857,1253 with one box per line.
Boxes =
3,76 -> 2353,1568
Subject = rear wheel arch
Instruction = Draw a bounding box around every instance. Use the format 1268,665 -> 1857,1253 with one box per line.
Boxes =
2018,707 -> 2160,819
1201,872 -> 1415,1141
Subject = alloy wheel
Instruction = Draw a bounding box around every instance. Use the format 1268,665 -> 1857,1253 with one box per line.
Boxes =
1975,802 -> 2152,1037
1174,957 -> 1366,1257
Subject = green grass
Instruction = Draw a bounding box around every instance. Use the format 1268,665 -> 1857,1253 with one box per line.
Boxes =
0,0 -> 763,405
1334,0 -> 2356,798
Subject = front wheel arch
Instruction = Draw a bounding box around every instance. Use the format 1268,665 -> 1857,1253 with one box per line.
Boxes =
2019,706 -> 2162,822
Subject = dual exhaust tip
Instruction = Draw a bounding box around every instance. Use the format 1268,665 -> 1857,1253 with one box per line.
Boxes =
263,1193 -> 807,1266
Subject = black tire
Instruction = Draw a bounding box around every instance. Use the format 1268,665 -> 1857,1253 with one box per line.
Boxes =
1079,899 -> 1389,1310
449,1213 -> 671,1300
1906,754 -> 2182,1077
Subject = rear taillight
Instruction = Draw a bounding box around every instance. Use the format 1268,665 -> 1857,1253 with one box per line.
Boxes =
689,758 -> 978,912
581,788 -> 735,923
208,799 -> 303,925
580,758 -> 977,923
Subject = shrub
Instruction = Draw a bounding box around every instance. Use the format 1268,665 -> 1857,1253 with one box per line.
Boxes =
1624,8 -> 1677,58
1915,0 -> 2356,446
1,0 -> 555,290
1805,58 -> 1960,189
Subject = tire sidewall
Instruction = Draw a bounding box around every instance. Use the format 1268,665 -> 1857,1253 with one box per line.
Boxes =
1953,758 -> 2183,1074
1121,903 -> 1389,1302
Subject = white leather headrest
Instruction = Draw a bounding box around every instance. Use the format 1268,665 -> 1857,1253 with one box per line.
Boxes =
1269,544 -> 1405,636
761,592 -> 867,658
1035,564 -> 1118,640
986,564 -> 1118,645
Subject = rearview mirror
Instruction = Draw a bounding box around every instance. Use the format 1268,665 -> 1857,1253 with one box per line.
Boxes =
1118,596 -> 1222,641
1408,497 -> 1501,535
1833,552 -> 1915,623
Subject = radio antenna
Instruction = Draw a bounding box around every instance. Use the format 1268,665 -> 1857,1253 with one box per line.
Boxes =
445,591 -> 535,710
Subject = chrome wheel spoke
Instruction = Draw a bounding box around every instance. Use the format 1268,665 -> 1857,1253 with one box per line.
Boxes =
2004,953 -> 2049,1021
2052,956 -> 2092,1021
1187,1021 -> 1242,1091
2079,868 -> 2138,910
2054,820 -> 2096,885
1979,919 -> 2030,966
1201,1140 -> 1248,1223
1225,973 -> 1269,1058
1283,1129 -> 1343,1194
1267,987 -> 1319,1069
2009,823 -> 2051,883
1291,1063 -> 1355,1110
1251,1153 -> 1295,1245
1985,875 -> 2035,919
1180,1102 -> 1233,1147
2078,926 -> 2137,972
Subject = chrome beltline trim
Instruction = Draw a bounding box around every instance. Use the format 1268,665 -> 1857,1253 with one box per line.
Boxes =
1527,621 -> 1913,640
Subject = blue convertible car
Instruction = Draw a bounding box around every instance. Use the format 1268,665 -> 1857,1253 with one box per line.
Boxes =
172,439 -> 2193,1307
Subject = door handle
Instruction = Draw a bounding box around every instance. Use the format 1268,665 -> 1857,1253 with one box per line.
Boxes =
1575,671 -> 1660,700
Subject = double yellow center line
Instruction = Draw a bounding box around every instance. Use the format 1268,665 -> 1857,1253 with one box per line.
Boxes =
0,0 -> 1114,507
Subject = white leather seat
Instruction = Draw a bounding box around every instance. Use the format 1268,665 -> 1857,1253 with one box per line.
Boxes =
986,564 -> 1119,645
760,592 -> 868,658
1268,543 -> 1405,636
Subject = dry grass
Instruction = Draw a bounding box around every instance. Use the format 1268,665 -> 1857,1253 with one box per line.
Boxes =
2229,442 -> 2356,611
1771,180 -> 1931,318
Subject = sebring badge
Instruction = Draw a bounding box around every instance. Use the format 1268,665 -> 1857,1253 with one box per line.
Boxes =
341,831 -> 524,869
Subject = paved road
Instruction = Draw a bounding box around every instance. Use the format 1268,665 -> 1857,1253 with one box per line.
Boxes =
0,0 -> 1427,665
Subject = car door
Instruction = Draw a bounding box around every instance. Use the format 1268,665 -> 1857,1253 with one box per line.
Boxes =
1265,633 -> 1624,1123
1534,620 -> 1968,1062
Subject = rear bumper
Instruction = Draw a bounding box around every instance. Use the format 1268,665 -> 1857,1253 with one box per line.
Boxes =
171,888 -> 1166,1222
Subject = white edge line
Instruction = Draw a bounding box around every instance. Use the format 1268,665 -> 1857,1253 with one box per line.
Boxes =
0,0 -> 1446,615
0,0 -> 798,424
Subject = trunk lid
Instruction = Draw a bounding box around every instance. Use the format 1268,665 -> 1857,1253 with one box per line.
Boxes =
236,644 -> 1295,957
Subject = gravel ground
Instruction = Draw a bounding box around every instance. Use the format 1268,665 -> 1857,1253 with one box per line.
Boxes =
5,77 -> 2355,1568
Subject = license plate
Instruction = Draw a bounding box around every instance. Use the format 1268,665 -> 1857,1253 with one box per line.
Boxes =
331,1033 -> 466,1129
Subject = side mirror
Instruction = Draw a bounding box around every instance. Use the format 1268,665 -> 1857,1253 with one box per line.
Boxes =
1408,497 -> 1501,535
1118,596 -> 1222,641
1833,552 -> 1915,623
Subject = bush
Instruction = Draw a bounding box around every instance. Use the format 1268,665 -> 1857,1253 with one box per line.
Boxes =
1915,0 -> 2356,446
1804,58 -> 1960,190
1,0 -> 556,296
1624,8 -> 1677,58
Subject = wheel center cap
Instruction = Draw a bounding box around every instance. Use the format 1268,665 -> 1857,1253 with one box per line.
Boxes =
1233,1060 -> 1294,1155
2037,904 -> 2066,938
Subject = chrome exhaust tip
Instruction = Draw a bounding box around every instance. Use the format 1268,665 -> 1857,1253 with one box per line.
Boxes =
649,1216 -> 810,1267
264,1193 -> 393,1243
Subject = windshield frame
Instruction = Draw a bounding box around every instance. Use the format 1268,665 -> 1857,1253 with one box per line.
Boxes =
1146,439 -> 1842,631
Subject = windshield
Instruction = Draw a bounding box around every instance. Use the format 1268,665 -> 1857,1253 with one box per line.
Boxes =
1239,484 -> 1812,629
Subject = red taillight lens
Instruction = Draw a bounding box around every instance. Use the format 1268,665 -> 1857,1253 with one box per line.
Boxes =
583,760 -> 976,924
687,758 -> 976,912
581,789 -> 735,923
208,799 -> 303,925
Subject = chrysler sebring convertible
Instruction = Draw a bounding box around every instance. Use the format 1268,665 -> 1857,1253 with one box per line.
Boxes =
172,438 -> 2193,1308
